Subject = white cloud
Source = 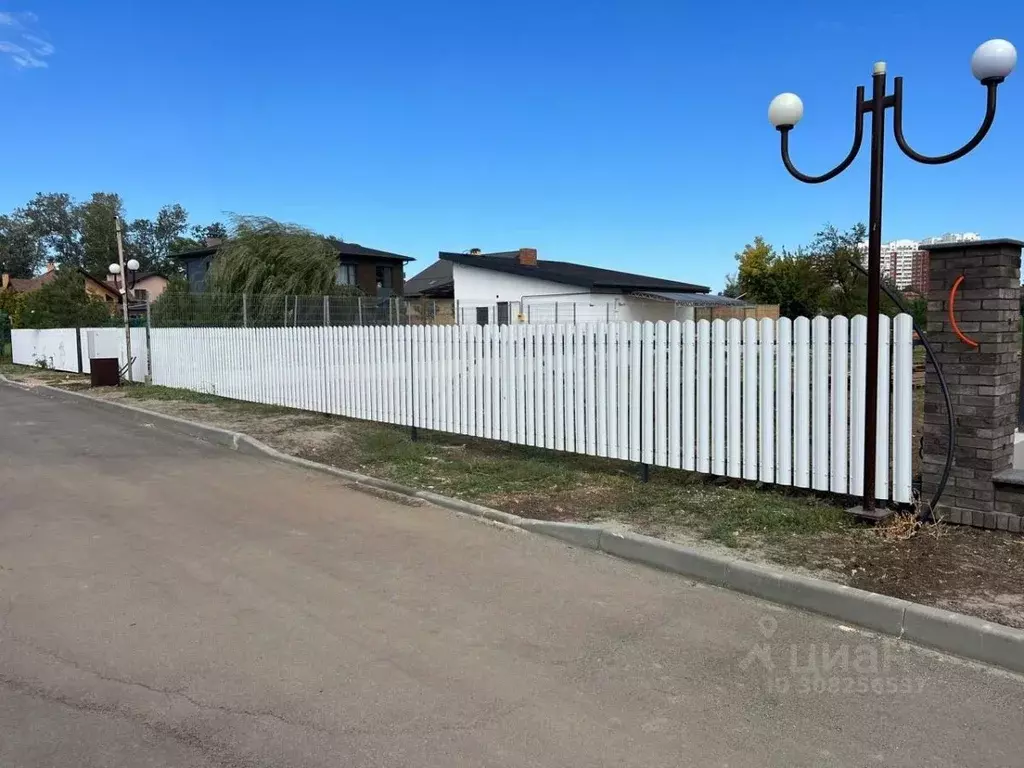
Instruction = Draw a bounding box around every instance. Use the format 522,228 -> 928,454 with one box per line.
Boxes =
22,34 -> 52,56
0,40 -> 47,68
1,11 -> 53,69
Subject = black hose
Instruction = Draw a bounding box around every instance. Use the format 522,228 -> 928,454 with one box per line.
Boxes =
849,260 -> 954,521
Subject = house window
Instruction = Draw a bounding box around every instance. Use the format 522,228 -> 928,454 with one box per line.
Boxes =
496,302 -> 510,325
375,265 -> 393,297
476,307 -> 489,325
134,289 -> 149,302
336,263 -> 357,286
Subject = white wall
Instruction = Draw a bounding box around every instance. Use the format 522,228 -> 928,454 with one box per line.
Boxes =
12,327 -> 148,380
11,329 -> 79,371
452,262 -> 624,323
451,263 -> 700,325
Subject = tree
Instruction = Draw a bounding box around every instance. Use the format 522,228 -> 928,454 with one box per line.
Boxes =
78,192 -> 124,276
724,236 -> 777,300
808,223 -> 869,317
0,212 -> 44,278
22,192 -> 83,267
17,269 -> 115,329
206,215 -> 346,296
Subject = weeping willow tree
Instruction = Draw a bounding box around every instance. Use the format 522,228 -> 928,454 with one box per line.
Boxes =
206,215 -> 353,296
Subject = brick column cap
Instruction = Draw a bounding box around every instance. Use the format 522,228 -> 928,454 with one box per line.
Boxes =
921,238 -> 1023,253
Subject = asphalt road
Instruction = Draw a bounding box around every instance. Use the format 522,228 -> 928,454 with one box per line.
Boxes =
2,381 -> 1023,767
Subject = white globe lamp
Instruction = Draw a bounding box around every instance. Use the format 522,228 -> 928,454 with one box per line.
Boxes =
126,258 -> 140,272
768,93 -> 804,129
971,39 -> 1016,82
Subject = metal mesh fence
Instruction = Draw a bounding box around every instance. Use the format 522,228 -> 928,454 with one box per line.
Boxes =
149,293 -> 455,328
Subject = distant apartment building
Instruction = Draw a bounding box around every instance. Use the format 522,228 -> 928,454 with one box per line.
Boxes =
857,232 -> 980,294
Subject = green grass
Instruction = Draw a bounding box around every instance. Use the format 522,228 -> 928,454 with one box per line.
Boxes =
341,421 -> 853,549
118,384 -> 292,416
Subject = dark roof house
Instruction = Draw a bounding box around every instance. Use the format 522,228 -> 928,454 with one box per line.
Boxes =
405,248 -> 710,298
172,238 -> 415,297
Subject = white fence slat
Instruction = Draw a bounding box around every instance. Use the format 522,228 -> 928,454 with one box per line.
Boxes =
654,321 -> 668,467
668,321 -> 682,470
544,325 -> 556,450
629,322 -> 642,463
681,321 -> 696,471
696,320 -> 711,474
812,316 -> 830,491
605,323 -> 618,459
534,324 -> 545,448
617,322 -> 630,461
389,325 -> 400,423
586,324 -> 599,456
564,325 -> 577,452
525,325 -> 537,446
726,319 -> 742,478
447,325 -> 457,432
554,325 -> 565,451
427,325 -> 438,430
461,325 -> 471,434
516,325 -> 528,444
596,324 -> 608,458
378,325 -> 385,421
500,325 -> 512,441
641,322 -> 655,465
893,314 -> 913,504
793,318 -> 811,488
776,318 -> 792,486
382,326 -> 391,422
759,319 -> 775,482
876,314 -> 892,501
563,326 -> 576,452
711,320 -> 726,476
830,316 -> 849,494
575,325 -> 587,454
391,327 -> 402,424
338,327 -> 349,418
469,325 -> 480,436
480,326 -> 490,438
742,319 -> 758,481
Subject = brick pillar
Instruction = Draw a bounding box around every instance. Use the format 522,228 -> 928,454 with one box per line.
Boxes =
921,238 -> 1023,529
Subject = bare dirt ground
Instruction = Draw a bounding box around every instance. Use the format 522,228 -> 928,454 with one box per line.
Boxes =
10,367 -> 1024,629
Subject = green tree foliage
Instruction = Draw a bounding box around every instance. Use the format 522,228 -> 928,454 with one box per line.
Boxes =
17,270 -> 116,329
207,216 -> 352,296
22,192 -> 83,266
0,211 -> 44,278
725,223 -> 912,319
2,191 -> 222,279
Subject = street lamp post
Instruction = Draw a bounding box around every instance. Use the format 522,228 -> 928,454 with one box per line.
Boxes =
109,219 -> 140,384
768,39 -> 1016,515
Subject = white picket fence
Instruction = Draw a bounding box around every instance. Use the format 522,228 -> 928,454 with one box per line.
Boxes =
151,314 -> 914,503
11,327 -> 149,380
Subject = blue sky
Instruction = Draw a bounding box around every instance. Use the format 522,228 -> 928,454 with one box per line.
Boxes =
2,0 -> 1021,290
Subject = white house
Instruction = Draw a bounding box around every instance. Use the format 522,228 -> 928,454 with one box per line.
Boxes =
406,247 -> 748,324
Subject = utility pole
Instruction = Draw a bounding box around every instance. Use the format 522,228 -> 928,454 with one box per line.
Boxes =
114,216 -> 133,383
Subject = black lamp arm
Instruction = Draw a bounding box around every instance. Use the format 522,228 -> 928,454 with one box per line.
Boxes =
893,76 -> 999,165
780,86 -> 865,184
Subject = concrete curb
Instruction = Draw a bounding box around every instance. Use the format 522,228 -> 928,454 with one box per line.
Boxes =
6,375 -> 1024,676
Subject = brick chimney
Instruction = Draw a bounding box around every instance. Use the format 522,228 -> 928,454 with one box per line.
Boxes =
517,247 -> 537,267
45,260 -> 56,273
205,237 -> 223,248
